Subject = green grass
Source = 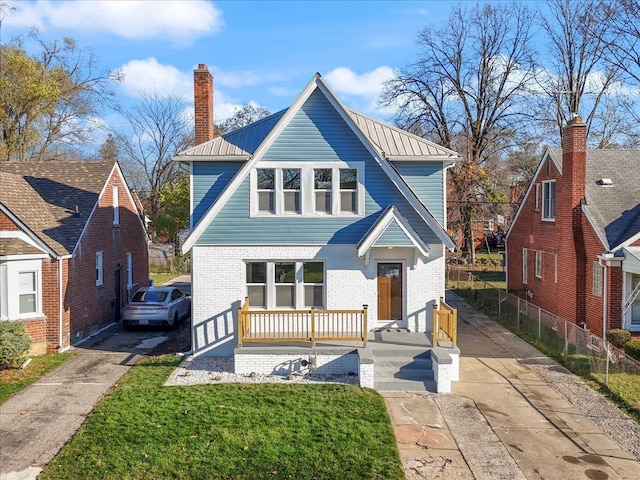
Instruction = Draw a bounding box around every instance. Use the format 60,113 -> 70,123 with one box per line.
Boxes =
149,272 -> 179,286
0,352 -> 74,404
40,355 -> 404,480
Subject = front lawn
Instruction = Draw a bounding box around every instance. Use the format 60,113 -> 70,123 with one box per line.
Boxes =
0,352 -> 75,404
40,355 -> 404,480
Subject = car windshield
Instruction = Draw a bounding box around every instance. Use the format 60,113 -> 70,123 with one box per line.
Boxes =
131,290 -> 168,303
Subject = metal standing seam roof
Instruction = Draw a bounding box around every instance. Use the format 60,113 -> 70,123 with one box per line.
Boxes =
0,161 -> 116,256
174,106 -> 458,161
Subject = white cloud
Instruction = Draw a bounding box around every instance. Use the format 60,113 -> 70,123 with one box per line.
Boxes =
10,0 -> 223,44
119,58 -> 192,98
324,66 -> 395,114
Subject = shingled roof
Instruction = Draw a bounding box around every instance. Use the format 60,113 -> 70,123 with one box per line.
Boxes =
547,149 -> 640,250
0,161 -> 116,256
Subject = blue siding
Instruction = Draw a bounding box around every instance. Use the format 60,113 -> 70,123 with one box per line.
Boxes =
192,162 -> 243,225
373,221 -> 414,247
393,162 -> 444,224
195,88 -> 441,246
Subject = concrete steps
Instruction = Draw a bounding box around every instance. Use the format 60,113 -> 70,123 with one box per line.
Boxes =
373,347 -> 436,392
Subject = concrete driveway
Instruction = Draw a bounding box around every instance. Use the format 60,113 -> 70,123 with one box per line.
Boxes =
0,276 -> 191,480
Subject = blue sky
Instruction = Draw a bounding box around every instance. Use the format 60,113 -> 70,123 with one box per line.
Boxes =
2,0 -> 465,128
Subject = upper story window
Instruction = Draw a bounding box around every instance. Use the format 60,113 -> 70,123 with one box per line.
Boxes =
340,168 -> 358,214
282,169 -> 301,214
96,251 -> 104,287
112,185 -> 119,225
257,169 -> 275,214
314,168 -> 332,213
251,163 -> 363,217
542,180 -> 555,221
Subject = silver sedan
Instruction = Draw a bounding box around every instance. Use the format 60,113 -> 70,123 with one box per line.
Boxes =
122,287 -> 190,329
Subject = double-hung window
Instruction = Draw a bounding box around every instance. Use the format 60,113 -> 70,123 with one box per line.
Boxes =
282,169 -> 301,214
535,251 -> 542,279
252,164 -> 362,217
593,262 -> 603,297
522,248 -> 528,284
112,185 -> 119,225
0,259 -> 43,319
257,169 -> 275,214
542,181 -> 555,221
96,251 -> 104,286
246,261 -> 325,309
18,271 -> 37,314
339,168 -> 358,214
314,168 -> 332,213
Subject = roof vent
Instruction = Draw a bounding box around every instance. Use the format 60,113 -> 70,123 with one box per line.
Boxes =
596,178 -> 613,186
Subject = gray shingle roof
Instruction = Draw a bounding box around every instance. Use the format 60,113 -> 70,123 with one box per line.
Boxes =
582,150 -> 640,250
0,161 -> 115,256
0,237 -> 45,256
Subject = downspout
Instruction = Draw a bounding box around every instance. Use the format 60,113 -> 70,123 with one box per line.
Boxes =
602,260 -> 608,340
58,257 -> 63,348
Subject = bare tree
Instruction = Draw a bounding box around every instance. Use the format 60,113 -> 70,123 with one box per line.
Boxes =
380,2 -> 537,263
608,0 -> 640,85
217,102 -> 270,134
116,92 -> 193,230
536,0 -> 623,142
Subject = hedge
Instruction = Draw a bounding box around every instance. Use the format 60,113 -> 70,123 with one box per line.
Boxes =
0,322 -> 32,369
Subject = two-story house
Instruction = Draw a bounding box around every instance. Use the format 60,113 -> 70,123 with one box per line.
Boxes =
506,117 -> 640,338
0,161 -> 149,353
176,65 -> 458,357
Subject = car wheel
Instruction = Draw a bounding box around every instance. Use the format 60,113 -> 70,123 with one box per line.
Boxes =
168,312 -> 178,328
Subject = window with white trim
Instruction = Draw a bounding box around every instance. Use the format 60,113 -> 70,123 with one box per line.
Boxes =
592,262 -> 603,297
0,259 -> 43,320
522,248 -> 528,284
127,252 -> 133,288
314,168 -> 332,213
535,251 -> 542,279
251,164 -> 363,217
534,183 -> 540,212
96,251 -> 104,286
112,185 -> 119,225
542,180 -> 555,220
245,261 -> 325,309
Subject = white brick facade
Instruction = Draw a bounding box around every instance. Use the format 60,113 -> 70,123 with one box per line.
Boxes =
191,244 -> 445,356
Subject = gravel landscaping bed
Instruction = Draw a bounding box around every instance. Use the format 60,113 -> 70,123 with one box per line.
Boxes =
165,355 -> 359,386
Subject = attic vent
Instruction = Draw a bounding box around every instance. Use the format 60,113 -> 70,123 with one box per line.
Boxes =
596,178 -> 613,186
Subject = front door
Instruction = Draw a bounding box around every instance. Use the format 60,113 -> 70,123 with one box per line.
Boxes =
377,263 -> 403,320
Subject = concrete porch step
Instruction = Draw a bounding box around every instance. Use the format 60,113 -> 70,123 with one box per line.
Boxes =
374,378 -> 437,392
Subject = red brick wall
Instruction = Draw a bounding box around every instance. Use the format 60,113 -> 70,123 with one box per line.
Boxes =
64,166 -> 149,346
0,210 -> 20,230
507,153 -> 562,316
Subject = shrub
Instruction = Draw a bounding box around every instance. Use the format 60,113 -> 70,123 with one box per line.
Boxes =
0,322 -> 32,369
606,329 -> 632,349
624,340 -> 640,362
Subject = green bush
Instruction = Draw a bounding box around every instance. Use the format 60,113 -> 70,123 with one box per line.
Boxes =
606,329 -> 632,349
0,322 -> 32,369
624,340 -> 640,362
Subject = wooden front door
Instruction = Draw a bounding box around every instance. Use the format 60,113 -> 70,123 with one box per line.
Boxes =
377,263 -> 402,320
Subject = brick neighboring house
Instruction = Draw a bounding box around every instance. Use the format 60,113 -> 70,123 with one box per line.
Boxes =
0,161 -> 149,353
506,117 -> 640,338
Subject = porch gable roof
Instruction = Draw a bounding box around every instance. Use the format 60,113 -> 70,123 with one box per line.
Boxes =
357,205 -> 429,257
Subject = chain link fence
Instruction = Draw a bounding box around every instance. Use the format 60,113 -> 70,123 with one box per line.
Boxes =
447,268 -> 640,385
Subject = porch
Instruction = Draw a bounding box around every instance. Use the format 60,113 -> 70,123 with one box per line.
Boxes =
234,297 -> 459,393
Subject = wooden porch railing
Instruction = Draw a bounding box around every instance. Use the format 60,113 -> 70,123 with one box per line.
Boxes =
237,298 -> 368,347
432,296 -> 457,347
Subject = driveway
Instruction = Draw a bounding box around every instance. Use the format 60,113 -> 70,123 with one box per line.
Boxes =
0,277 -> 191,480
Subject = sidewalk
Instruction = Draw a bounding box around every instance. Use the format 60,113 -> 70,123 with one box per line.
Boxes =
383,291 -> 639,479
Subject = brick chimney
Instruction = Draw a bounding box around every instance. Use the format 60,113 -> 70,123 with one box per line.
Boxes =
561,114 -> 587,206
194,64 -> 214,145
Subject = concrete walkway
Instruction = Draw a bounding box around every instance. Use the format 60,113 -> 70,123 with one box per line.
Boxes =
383,291 -> 639,480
